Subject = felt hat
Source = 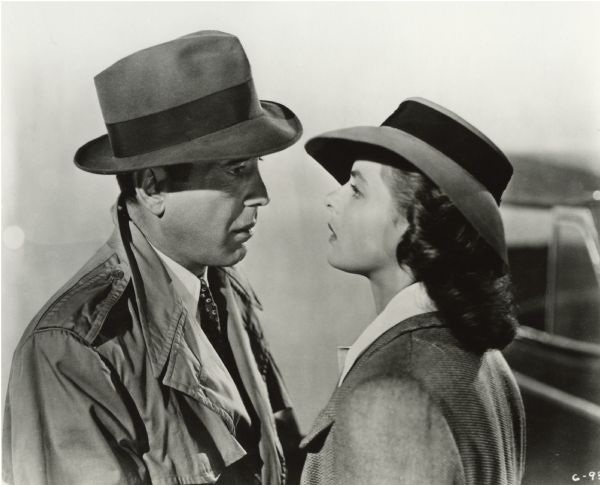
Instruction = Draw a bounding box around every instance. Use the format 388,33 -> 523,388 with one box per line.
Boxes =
305,97 -> 513,263
75,30 -> 302,173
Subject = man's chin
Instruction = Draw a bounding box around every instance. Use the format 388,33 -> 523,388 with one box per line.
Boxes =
222,245 -> 248,267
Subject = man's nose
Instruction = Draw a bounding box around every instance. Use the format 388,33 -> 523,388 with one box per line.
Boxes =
244,167 -> 270,207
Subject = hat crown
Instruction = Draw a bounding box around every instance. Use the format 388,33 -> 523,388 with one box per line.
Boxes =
94,31 -> 257,124
74,30 -> 302,174
382,98 -> 512,203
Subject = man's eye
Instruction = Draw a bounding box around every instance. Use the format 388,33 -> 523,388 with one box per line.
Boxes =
227,164 -> 248,176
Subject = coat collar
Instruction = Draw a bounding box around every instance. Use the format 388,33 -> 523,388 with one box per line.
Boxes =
112,200 -> 286,480
101,203 -> 251,472
300,312 -> 442,451
114,200 -> 185,379
339,282 -> 436,385
113,200 -> 262,381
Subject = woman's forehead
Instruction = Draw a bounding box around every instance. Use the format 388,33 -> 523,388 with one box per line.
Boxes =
350,160 -> 384,177
351,159 -> 392,187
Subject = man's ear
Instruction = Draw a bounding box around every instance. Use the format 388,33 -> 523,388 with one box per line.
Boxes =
134,168 -> 168,217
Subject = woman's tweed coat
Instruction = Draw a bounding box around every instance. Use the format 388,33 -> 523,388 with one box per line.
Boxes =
300,312 -> 525,485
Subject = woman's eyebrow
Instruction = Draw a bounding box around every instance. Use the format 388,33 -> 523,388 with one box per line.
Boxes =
350,170 -> 367,184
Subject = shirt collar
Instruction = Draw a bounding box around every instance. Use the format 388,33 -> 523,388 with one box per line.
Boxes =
338,282 -> 436,385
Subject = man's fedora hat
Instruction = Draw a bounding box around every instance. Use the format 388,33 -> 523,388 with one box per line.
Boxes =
75,30 -> 303,174
305,98 -> 513,264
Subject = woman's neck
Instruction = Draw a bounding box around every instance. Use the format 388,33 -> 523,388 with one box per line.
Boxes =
368,265 -> 414,314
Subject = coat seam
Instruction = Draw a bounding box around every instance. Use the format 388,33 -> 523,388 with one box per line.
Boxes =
35,253 -> 124,332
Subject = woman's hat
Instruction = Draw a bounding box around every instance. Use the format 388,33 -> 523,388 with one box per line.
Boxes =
75,30 -> 303,174
305,98 -> 513,263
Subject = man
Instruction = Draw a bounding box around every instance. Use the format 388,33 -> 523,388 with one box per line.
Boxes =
3,31 -> 304,485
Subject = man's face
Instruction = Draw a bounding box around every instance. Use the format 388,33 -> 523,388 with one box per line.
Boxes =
157,157 -> 269,272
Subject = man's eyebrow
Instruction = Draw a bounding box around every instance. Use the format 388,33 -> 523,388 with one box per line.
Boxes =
223,157 -> 259,167
224,159 -> 247,166
350,170 -> 366,183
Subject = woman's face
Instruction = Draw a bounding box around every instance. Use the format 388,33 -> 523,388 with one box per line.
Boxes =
325,160 -> 408,276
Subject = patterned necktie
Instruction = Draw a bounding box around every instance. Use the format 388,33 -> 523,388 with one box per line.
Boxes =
198,277 -> 226,355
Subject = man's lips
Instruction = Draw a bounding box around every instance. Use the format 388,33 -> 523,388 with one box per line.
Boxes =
239,222 -> 256,231
232,222 -> 256,235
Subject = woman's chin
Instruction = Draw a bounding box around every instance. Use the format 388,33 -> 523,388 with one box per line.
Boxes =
326,252 -> 344,270
327,253 -> 362,275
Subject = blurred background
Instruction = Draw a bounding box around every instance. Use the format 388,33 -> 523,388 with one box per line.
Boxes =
2,3 -> 600,484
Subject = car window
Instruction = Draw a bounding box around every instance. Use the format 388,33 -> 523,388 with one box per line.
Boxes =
553,221 -> 600,345
503,206 -> 552,331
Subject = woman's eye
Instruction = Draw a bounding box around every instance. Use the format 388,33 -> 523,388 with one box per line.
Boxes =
350,183 -> 361,197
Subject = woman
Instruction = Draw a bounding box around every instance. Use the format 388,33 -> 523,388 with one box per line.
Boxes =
300,98 -> 525,485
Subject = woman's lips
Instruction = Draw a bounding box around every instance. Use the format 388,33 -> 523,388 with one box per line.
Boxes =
328,223 -> 337,241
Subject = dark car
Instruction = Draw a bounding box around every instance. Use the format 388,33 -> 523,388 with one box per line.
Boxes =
501,155 -> 600,484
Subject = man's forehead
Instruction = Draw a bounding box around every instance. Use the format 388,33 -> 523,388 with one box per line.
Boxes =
179,157 -> 249,174
203,157 -> 259,169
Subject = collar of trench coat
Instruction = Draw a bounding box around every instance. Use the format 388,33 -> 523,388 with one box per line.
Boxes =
107,199 -> 285,485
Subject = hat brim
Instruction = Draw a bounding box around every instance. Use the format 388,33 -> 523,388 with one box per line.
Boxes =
305,126 -> 508,264
74,100 -> 302,174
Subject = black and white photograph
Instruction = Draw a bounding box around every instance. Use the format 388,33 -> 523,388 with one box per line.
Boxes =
2,2 -> 599,484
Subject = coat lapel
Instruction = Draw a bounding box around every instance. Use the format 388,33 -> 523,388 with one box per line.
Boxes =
221,276 -> 284,485
115,201 -> 248,467
299,386 -> 340,452
300,312 -> 444,452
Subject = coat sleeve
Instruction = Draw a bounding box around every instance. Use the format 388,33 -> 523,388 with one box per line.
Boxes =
3,329 -> 149,485
333,376 -> 465,485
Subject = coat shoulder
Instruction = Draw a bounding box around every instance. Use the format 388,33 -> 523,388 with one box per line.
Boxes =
350,316 -> 522,431
18,241 -> 131,349
340,374 -> 441,425
356,315 -> 499,396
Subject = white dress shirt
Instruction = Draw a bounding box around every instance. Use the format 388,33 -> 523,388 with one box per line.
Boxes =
338,282 -> 437,385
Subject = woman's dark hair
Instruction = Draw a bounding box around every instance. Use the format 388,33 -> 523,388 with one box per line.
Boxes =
382,161 -> 518,353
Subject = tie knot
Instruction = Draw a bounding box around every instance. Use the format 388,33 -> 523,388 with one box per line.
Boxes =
199,277 -> 212,300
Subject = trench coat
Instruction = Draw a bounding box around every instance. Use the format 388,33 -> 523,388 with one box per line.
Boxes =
3,204 -> 303,485
300,312 -> 526,485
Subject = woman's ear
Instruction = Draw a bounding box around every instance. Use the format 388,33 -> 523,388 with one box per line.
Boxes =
392,211 -> 410,241
134,168 -> 168,217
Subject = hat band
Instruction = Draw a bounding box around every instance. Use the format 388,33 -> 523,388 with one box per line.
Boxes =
383,100 -> 510,203
105,80 -> 261,157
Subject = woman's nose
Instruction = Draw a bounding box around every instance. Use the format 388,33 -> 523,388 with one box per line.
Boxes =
325,189 -> 338,211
